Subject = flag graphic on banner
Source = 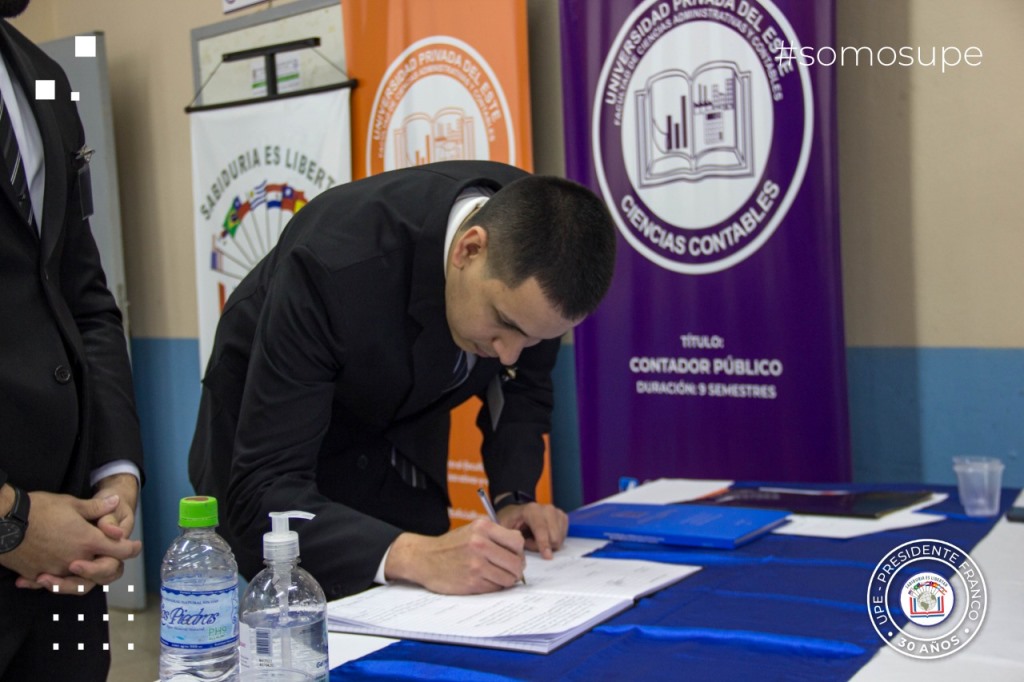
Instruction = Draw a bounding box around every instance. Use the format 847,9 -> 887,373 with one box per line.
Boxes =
221,197 -> 243,236
280,186 -> 307,213
211,180 -> 310,280
190,88 -> 352,374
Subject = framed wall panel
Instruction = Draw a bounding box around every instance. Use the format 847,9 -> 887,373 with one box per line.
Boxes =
191,0 -> 346,108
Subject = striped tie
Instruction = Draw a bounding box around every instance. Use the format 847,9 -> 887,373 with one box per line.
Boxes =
0,92 -> 34,227
445,350 -> 469,393
390,448 -> 427,490
388,351 -> 471,489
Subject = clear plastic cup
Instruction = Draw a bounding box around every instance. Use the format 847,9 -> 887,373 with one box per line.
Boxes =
952,456 -> 1005,517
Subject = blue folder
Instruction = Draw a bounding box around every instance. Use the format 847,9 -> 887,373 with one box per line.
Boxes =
569,502 -> 790,549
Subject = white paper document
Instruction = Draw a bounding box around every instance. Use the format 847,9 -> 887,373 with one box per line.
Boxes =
327,538 -> 699,654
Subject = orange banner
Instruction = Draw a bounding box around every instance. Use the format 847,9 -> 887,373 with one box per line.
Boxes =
342,0 -> 533,179
342,0 -> 545,526
448,399 -> 552,526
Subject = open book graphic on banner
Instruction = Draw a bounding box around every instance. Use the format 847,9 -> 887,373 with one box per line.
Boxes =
393,107 -> 477,167
634,62 -> 753,186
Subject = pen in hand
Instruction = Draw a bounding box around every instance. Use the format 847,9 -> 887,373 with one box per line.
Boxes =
477,488 -> 527,585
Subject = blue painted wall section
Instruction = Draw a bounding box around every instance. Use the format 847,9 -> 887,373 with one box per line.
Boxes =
132,338 -> 202,590
848,347 -> 1023,488
847,347 -> 925,483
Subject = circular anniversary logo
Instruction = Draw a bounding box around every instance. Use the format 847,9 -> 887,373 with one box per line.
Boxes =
593,0 -> 813,274
867,538 -> 988,659
366,36 -> 515,176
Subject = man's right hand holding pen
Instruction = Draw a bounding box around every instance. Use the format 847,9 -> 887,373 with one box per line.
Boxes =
383,491 -> 568,595
478,488 -> 526,585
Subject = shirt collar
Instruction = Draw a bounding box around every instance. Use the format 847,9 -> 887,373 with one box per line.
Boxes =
443,186 -> 492,277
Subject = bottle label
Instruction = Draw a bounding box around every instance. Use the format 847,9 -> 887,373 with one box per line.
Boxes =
160,583 -> 239,650
239,618 -> 328,680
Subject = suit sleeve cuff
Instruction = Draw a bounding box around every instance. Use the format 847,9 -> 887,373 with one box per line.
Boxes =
492,490 -> 535,513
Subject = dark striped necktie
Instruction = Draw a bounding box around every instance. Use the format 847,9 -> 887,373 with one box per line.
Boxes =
388,351 -> 471,490
447,350 -> 469,391
0,92 -> 35,227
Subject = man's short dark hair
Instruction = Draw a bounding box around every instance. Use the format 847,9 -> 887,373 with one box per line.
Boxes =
473,175 -> 616,320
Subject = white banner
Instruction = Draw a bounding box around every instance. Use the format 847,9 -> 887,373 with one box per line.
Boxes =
190,88 -> 351,374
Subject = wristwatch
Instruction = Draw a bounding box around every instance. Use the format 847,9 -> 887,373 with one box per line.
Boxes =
493,490 -> 535,513
0,482 -> 30,554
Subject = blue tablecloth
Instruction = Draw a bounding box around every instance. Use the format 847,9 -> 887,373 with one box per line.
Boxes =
330,483 -> 1016,681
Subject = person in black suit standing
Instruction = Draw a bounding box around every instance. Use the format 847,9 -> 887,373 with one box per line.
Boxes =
0,2 -> 145,680
190,161 -> 616,600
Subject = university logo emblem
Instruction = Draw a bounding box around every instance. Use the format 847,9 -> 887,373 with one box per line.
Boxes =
901,573 -> 953,625
593,0 -> 814,274
868,539 -> 988,659
366,36 -> 515,176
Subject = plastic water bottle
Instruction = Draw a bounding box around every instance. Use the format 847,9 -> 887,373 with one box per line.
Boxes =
160,496 -> 240,681
239,511 -> 328,681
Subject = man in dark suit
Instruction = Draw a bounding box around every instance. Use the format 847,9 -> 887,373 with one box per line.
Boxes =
190,160 -> 616,599
0,3 -> 144,680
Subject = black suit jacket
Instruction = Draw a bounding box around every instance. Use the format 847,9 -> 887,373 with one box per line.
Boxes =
0,21 -> 142,681
189,161 -> 561,598
0,21 -> 142,507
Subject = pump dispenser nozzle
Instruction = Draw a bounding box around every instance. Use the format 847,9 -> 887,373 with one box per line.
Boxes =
263,511 -> 315,562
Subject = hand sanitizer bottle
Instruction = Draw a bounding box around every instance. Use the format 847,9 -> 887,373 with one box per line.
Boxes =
239,511 -> 329,681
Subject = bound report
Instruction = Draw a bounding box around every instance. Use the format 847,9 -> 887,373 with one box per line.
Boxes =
568,502 -> 790,549
327,539 -> 699,654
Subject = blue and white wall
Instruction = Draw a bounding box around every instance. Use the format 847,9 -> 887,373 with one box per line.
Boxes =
15,0 -> 1024,590
836,1 -> 1023,489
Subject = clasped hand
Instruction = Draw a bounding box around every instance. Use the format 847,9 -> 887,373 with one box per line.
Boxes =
1,474 -> 141,596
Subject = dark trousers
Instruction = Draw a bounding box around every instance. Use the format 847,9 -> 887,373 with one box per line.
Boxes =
0,571 -> 110,681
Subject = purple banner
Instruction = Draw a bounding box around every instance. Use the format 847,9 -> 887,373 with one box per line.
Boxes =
561,0 -> 849,501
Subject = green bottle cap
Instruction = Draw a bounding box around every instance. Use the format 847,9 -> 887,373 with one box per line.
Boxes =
178,496 -> 219,528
